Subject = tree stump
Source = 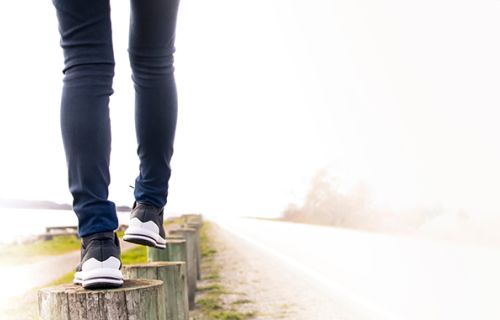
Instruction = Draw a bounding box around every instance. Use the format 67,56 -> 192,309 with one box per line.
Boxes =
122,262 -> 189,320
38,279 -> 165,320
168,228 -> 198,309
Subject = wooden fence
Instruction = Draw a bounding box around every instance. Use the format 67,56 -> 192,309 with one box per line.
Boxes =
38,213 -> 203,319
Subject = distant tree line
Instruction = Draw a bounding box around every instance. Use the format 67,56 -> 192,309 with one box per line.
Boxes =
282,167 -> 443,233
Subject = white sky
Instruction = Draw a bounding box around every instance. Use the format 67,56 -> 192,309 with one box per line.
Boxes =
0,0 -> 499,218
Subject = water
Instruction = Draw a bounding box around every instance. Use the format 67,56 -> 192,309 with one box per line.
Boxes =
0,208 -> 131,244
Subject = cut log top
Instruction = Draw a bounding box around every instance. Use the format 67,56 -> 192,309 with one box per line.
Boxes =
166,235 -> 185,240
124,261 -> 186,268
181,214 -> 203,221
163,239 -> 186,244
39,279 -> 163,295
186,222 -> 201,227
170,227 -> 196,233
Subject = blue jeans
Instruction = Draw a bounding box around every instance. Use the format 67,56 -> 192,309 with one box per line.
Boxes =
51,0 -> 180,237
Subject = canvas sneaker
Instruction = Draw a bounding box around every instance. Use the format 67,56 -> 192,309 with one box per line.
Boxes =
73,231 -> 123,289
123,201 -> 167,249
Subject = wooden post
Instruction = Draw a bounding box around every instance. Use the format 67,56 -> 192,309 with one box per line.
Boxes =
38,279 -> 165,320
148,239 -> 187,264
168,227 -> 197,309
186,221 -> 202,281
181,214 -> 202,224
147,238 -> 196,310
122,262 -> 189,320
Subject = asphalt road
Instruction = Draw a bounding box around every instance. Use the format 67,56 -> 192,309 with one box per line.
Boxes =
212,216 -> 500,320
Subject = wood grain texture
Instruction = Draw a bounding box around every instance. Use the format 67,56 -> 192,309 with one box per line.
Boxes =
122,262 -> 189,320
148,239 -> 187,264
38,279 -> 165,320
168,228 -> 197,310
186,221 -> 202,280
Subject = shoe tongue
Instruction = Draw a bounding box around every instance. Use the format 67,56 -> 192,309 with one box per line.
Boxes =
82,231 -> 115,246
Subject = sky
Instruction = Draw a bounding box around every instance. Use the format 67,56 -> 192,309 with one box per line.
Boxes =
0,0 -> 499,219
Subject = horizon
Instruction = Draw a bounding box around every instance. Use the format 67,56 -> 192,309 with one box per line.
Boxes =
1,0 -> 500,226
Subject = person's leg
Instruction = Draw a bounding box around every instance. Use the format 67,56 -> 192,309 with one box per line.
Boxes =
52,0 -> 123,289
51,0 -> 118,238
128,0 -> 181,209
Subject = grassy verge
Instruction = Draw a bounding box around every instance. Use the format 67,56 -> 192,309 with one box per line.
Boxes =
0,234 -> 81,265
193,221 -> 256,320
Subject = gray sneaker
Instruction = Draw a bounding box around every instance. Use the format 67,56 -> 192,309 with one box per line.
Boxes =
123,201 -> 167,249
73,231 -> 123,289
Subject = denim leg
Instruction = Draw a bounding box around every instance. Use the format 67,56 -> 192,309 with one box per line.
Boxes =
52,0 -> 118,237
129,0 -> 180,208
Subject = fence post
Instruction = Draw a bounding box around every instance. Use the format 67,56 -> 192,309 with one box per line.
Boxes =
181,213 -> 203,224
184,221 -> 202,280
168,227 -> 198,309
122,262 -> 189,320
148,237 -> 185,262
148,237 -> 196,310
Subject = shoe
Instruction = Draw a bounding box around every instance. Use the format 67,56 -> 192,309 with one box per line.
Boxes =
73,231 -> 124,289
123,201 -> 167,249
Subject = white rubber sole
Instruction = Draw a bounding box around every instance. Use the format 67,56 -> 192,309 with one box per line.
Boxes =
123,225 -> 167,249
74,257 -> 123,288
74,268 -> 123,289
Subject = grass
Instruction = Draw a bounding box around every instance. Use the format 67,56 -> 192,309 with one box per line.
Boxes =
0,234 -> 81,265
231,299 -> 253,305
197,283 -> 227,294
120,245 -> 147,265
194,222 -> 256,320
4,234 -> 81,255
48,270 -> 76,286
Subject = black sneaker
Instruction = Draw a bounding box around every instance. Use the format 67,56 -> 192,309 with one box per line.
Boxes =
123,201 -> 167,249
73,231 -> 124,289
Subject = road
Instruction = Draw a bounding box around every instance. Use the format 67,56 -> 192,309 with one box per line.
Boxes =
211,216 -> 500,320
